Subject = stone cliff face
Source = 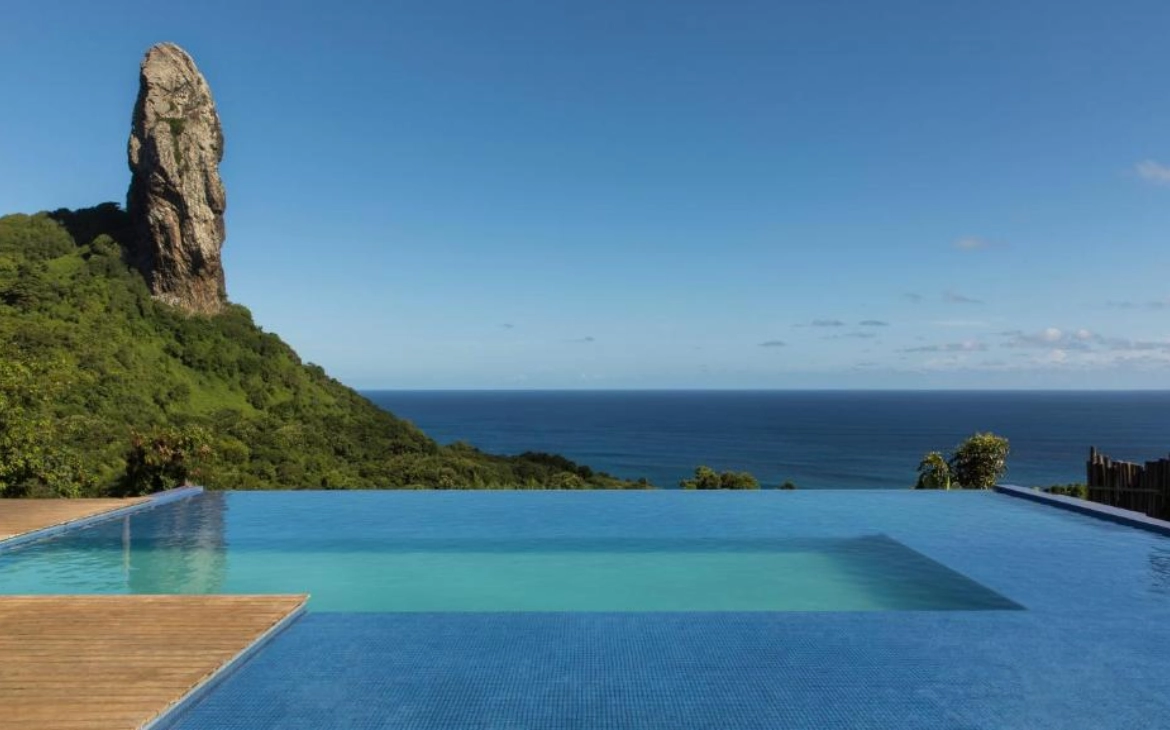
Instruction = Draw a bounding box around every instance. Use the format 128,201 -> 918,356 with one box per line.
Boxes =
127,43 -> 227,315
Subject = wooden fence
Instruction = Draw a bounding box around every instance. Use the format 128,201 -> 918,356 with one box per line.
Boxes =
1086,447 -> 1170,520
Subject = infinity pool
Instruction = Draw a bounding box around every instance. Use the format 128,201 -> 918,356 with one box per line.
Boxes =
5,490 -> 1170,730
0,491 -> 1017,611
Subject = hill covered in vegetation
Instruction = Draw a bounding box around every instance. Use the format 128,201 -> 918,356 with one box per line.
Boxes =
0,205 -> 646,495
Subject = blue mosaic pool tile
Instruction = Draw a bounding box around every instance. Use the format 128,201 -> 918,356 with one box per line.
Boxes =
160,609 -> 1170,730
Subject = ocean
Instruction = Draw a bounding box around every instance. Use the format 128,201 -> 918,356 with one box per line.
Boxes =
363,391 -> 1170,490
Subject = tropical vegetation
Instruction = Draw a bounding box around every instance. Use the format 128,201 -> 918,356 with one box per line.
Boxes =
679,466 -> 796,490
0,205 -> 647,496
1042,483 -> 1089,499
680,466 -> 760,489
914,432 -> 1010,490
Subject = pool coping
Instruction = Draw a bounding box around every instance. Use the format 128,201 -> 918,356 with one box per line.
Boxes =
142,595 -> 310,730
0,485 -> 204,553
995,483 -> 1170,537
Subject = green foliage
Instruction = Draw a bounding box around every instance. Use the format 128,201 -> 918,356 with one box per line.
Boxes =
948,432 -> 1009,489
914,451 -> 952,490
0,205 -> 648,494
115,426 -> 213,496
0,356 -> 93,497
1043,483 -> 1088,499
775,480 -> 798,490
0,213 -> 75,261
680,466 -> 760,490
914,435 -> 1010,490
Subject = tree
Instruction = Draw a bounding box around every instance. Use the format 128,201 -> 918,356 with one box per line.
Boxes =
0,356 -> 90,497
115,426 -> 214,497
681,466 -> 721,489
719,471 -> 760,489
680,466 -> 760,490
948,432 -> 1009,489
914,451 -> 952,490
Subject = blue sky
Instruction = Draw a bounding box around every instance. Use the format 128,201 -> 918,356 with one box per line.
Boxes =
3,0 -> 1170,389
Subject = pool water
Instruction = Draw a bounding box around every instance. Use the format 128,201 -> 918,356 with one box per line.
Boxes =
6,490 -> 1170,729
0,491 -> 1017,611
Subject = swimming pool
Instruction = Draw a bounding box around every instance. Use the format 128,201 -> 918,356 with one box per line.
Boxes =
0,491 -> 1019,611
3,490 -> 1169,729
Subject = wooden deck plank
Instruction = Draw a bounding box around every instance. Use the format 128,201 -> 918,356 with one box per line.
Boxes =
0,594 -> 307,730
0,498 -> 150,541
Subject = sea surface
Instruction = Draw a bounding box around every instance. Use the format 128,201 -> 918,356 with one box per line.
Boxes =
363,390 -> 1170,490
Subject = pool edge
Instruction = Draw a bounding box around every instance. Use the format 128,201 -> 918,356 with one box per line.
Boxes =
0,486 -> 204,553
142,594 -> 310,730
995,483 -> 1170,537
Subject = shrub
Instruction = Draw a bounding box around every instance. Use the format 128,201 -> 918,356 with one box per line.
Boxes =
949,433 -> 1009,490
914,451 -> 952,490
681,466 -> 760,490
1043,483 -> 1088,499
115,426 -> 213,496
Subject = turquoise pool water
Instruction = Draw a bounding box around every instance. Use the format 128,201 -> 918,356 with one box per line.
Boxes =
0,491 -> 1017,611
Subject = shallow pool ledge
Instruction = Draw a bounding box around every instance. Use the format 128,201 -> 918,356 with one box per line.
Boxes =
995,483 -> 1170,537
0,485 -> 204,553
144,594 -> 309,730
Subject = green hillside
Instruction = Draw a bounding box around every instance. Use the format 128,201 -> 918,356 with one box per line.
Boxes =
0,205 -> 647,495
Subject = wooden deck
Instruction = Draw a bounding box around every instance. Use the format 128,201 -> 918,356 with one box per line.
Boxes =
0,594 -> 307,730
0,498 -> 150,541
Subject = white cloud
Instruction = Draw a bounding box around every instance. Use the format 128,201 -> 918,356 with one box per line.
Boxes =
1043,349 -> 1068,364
1136,159 -> 1170,185
1002,327 -> 1096,350
954,237 -> 991,250
886,326 -> 1170,375
999,327 -> 1170,365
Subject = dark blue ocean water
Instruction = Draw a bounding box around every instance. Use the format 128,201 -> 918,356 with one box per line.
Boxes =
363,391 -> 1170,490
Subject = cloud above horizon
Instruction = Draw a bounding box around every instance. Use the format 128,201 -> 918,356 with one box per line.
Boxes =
1136,159 -> 1170,185
758,340 -> 787,348
1108,298 -> 1170,310
859,320 -> 889,327
823,332 -> 877,340
944,291 -> 984,305
1001,327 -> 1097,350
901,340 -> 988,353
899,326 -> 1170,375
954,236 -> 992,250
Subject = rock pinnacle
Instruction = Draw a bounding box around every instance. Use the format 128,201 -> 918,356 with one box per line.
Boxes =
127,43 -> 227,314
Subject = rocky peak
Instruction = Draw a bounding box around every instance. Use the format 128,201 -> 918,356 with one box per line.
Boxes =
127,43 -> 227,315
